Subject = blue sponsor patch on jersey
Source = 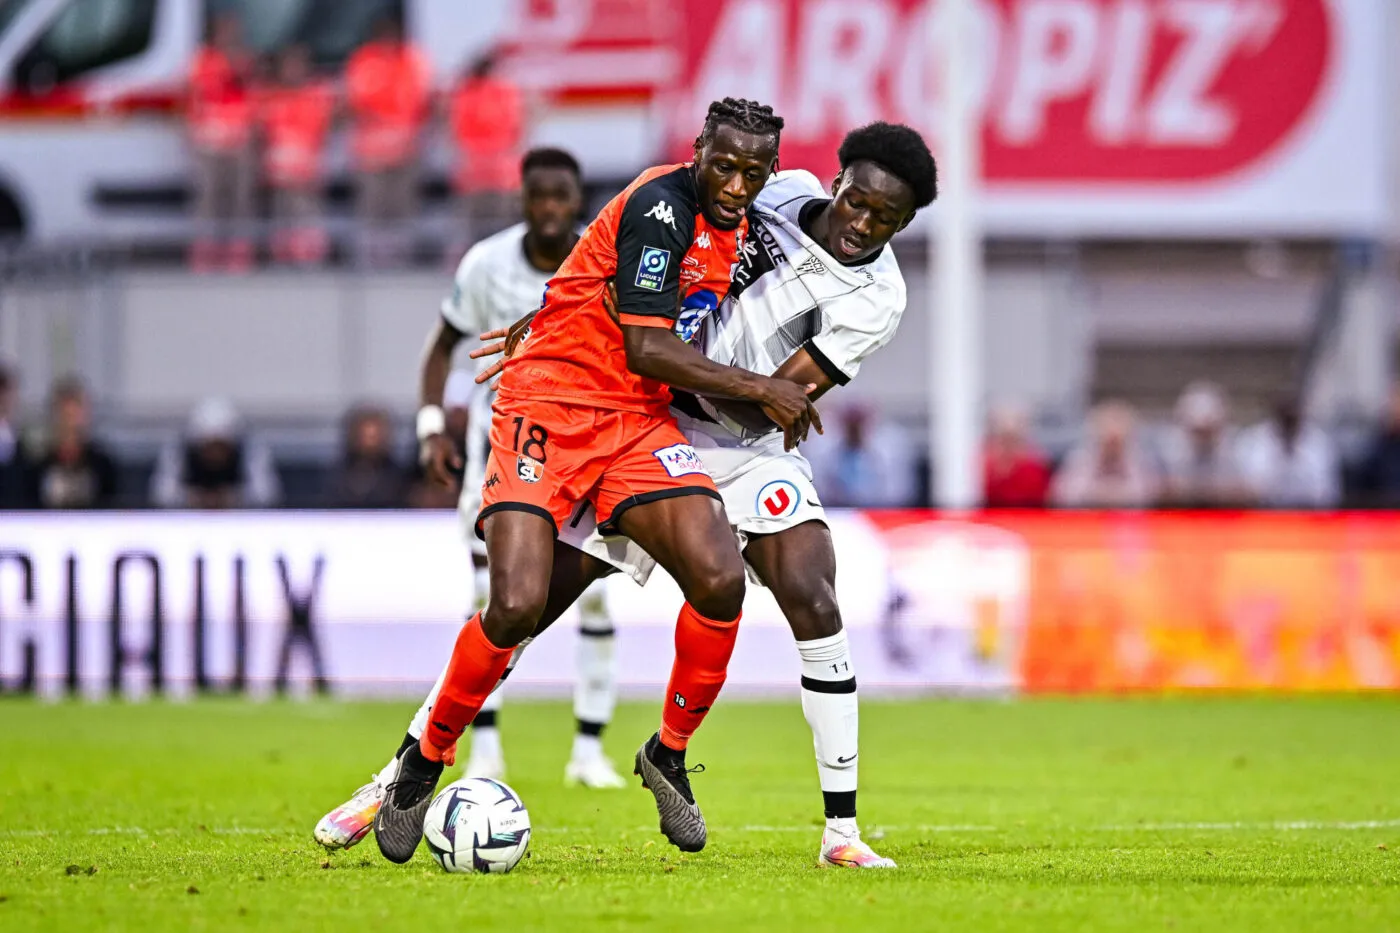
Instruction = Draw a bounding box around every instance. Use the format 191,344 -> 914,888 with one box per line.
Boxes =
635,246 -> 670,292
674,289 -> 718,343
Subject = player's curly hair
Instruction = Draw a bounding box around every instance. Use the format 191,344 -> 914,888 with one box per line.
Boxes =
520,146 -> 581,179
837,122 -> 938,209
699,97 -> 785,145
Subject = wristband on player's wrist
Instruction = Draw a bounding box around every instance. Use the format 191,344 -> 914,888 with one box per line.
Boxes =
416,405 -> 446,442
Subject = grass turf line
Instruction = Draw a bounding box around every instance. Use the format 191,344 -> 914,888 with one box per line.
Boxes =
0,697 -> 1397,932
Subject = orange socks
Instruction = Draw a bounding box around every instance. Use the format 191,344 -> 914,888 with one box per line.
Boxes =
422,604 -> 738,759
659,602 -> 741,751
421,613 -> 515,759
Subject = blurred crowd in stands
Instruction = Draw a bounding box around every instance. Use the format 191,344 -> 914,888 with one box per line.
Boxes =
187,11 -> 523,271
6,360 -> 1400,512
980,381 -> 1400,510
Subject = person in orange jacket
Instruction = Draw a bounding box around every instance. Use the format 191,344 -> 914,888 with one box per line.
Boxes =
346,16 -> 431,267
257,45 -> 335,266
187,12 -> 256,273
448,51 -> 527,248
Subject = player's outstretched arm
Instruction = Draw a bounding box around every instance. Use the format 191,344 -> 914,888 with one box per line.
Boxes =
416,318 -> 465,488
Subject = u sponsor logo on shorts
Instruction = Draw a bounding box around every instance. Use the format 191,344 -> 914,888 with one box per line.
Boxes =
756,479 -> 801,518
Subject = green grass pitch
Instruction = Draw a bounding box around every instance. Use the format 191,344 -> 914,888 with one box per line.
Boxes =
1,696 -> 1397,931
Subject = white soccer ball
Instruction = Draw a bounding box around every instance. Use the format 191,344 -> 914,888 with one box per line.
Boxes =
422,777 -> 531,874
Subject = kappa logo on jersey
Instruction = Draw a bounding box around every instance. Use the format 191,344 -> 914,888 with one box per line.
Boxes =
674,289 -> 718,343
644,200 -> 677,229
635,246 -> 670,292
694,231 -> 712,249
757,479 -> 802,518
516,456 -> 544,484
652,442 -> 710,478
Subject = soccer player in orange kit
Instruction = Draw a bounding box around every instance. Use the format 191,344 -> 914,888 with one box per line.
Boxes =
373,98 -> 820,861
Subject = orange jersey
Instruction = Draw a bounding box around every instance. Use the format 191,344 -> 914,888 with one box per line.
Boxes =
450,76 -> 524,193
188,47 -> 253,151
345,41 -> 430,169
258,81 -> 334,186
450,76 -> 524,156
499,163 -> 744,417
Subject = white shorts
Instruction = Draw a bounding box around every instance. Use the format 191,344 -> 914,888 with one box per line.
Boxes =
571,424 -> 826,587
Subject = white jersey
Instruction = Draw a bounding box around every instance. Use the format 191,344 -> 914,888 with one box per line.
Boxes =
441,220 -> 553,380
677,169 -> 907,449
441,223 -> 552,544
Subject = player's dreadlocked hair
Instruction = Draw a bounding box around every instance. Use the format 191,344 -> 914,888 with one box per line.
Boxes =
520,146 -> 581,179
698,97 -> 785,146
837,122 -> 938,209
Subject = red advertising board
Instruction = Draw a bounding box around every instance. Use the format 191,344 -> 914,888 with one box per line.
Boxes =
869,510 -> 1400,693
673,0 -> 1332,183
663,0 -> 1384,235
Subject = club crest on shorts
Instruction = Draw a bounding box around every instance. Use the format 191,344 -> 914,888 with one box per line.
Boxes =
756,479 -> 801,518
652,443 -> 709,478
516,456 -> 544,484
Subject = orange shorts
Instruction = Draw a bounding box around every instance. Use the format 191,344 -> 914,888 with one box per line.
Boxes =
475,395 -> 720,539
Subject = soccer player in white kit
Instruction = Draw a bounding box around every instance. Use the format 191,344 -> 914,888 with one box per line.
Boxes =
318,123 -> 937,867
313,148 -> 625,852
590,123 -> 936,867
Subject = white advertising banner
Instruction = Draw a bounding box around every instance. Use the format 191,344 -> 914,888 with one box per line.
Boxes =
0,511 -> 1024,698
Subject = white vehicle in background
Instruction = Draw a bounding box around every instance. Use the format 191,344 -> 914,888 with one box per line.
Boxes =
0,0 -> 669,246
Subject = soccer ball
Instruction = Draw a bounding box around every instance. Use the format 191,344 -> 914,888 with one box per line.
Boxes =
422,777 -> 531,874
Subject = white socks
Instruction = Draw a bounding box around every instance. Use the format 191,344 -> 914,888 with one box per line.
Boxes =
471,562 -> 490,613
404,634 -> 531,744
571,732 -> 605,763
574,580 -> 618,734
394,571 -> 616,773
407,661 -> 448,743
797,631 -> 860,822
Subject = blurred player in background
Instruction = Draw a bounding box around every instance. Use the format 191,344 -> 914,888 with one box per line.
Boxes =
370,98 -> 817,863
314,147 -> 625,852
474,122 -> 938,868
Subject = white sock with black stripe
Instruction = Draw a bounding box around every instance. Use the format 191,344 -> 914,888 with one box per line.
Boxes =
471,562 -> 490,613
405,634 -> 531,745
797,630 -> 859,826
572,581 -> 617,762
